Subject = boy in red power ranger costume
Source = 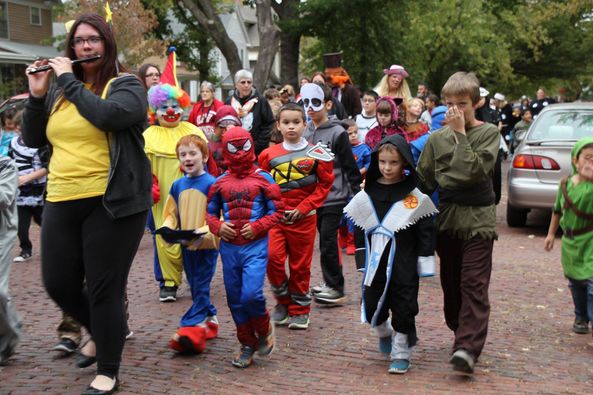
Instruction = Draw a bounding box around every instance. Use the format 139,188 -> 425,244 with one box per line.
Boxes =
206,127 -> 283,368
258,103 -> 334,330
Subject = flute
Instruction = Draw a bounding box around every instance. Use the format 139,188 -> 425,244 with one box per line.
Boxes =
26,55 -> 102,74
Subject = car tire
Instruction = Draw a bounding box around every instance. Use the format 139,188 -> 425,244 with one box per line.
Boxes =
507,203 -> 528,227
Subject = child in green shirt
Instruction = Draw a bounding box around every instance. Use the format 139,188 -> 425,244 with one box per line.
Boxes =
544,137 -> 593,336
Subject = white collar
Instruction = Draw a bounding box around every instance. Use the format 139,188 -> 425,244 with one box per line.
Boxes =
282,138 -> 308,151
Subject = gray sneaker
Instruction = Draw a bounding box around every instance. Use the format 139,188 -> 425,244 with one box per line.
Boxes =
450,349 -> 474,374
159,286 -> 178,302
288,314 -> 309,330
311,283 -> 330,294
52,338 -> 78,353
232,345 -> 255,368
257,322 -> 275,356
573,318 -> 589,334
271,304 -> 289,325
314,287 -> 346,305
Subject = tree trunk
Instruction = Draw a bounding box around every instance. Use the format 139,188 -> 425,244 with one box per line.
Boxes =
253,0 -> 281,90
272,0 -> 301,88
178,0 -> 243,75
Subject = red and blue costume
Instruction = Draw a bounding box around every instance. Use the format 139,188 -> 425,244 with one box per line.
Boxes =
206,127 -> 283,350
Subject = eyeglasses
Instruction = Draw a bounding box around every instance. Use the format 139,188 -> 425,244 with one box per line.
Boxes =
238,80 -> 252,85
71,36 -> 104,48
146,73 -> 161,78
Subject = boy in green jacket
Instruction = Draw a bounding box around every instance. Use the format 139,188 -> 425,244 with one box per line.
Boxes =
416,72 -> 500,374
544,137 -> 593,336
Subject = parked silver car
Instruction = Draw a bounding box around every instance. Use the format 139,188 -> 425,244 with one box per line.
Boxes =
507,102 -> 593,227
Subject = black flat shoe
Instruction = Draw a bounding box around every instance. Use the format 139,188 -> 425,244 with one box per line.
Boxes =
76,351 -> 97,368
81,378 -> 119,395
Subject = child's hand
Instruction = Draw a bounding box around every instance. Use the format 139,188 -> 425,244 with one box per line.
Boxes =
446,105 -> 465,134
188,236 -> 204,249
218,222 -> 237,241
544,234 -> 555,251
240,223 -> 255,239
18,175 -> 29,186
283,209 -> 304,224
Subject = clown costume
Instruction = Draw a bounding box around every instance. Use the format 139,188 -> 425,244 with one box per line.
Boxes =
144,83 -> 212,301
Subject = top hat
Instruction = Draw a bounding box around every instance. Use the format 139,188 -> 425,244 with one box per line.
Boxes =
323,52 -> 343,69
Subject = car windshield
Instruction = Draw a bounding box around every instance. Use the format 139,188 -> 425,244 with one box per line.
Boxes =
527,110 -> 593,141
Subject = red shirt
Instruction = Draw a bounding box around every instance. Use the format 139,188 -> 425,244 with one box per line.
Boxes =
188,99 -> 224,137
258,143 -> 335,215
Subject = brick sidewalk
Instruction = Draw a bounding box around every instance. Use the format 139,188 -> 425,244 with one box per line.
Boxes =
1,195 -> 592,394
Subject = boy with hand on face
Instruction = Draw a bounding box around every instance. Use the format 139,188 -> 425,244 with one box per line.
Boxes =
417,72 -> 500,375
160,135 -> 220,355
302,83 -> 361,305
258,103 -> 334,330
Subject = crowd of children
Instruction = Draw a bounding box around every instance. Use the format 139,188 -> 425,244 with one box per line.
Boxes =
2,65 -> 592,386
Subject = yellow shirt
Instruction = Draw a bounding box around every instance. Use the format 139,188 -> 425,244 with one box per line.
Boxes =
45,99 -> 110,202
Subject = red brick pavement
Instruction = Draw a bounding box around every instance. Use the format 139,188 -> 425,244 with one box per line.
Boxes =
1,174 -> 593,394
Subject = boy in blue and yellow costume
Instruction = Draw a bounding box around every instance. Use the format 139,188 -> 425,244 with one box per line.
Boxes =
161,135 -> 220,354
144,84 -> 216,302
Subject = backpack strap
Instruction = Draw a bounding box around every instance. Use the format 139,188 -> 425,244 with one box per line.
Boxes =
561,177 -> 593,221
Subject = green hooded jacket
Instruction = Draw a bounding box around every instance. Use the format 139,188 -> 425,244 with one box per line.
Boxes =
553,137 -> 593,280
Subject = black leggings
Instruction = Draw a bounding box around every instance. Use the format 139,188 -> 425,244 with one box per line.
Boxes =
17,205 -> 43,254
41,197 -> 147,378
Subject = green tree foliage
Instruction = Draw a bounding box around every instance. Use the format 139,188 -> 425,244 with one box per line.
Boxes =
141,0 -> 219,83
299,0 -> 403,91
56,0 -> 164,68
299,0 -> 593,99
502,0 -> 593,99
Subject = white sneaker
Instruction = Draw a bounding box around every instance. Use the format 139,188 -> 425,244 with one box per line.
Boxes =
311,283 -> 330,294
13,252 -> 32,262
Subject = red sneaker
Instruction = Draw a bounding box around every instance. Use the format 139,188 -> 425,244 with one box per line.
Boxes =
205,321 -> 219,340
176,326 -> 207,353
168,337 -> 184,352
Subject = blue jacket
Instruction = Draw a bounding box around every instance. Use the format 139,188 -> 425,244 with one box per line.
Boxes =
430,106 -> 447,131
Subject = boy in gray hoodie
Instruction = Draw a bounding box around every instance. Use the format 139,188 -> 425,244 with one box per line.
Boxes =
302,82 -> 361,304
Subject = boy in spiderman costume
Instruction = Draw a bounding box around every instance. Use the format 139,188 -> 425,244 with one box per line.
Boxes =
258,103 -> 334,330
206,127 -> 284,368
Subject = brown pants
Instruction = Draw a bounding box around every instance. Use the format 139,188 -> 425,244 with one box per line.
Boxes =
436,233 -> 494,360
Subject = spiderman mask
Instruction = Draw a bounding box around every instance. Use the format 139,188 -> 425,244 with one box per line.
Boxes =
222,127 -> 256,178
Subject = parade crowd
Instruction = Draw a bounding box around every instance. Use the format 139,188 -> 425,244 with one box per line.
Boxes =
1,11 -> 592,395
